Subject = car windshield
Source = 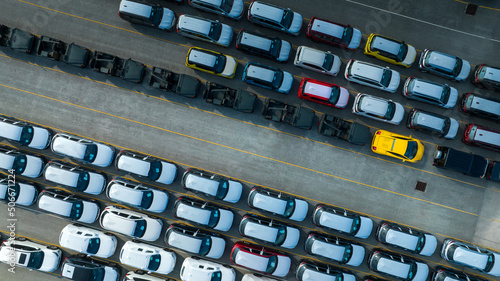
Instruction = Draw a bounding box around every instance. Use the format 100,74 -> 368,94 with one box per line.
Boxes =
384,102 -> 396,119
415,235 -> 425,252
208,209 -> 221,228
271,71 -> 284,89
283,199 -> 295,217
350,216 -> 361,234
213,54 -> 227,74
322,53 -> 334,71
220,0 -> 233,13
275,226 -> 287,245
485,254 -> 495,272
440,86 -> 450,104
380,69 -> 392,87
86,238 -> 101,255
93,268 -> 105,280
329,86 -> 341,104
150,6 -> 163,26
407,261 -> 417,280
396,43 -> 408,62
342,244 -> 354,263
12,155 -> 27,174
140,190 -> 154,209
211,271 -> 222,281
147,161 -> 162,181
69,201 -> 84,220
208,22 -> 222,41
341,26 -> 353,44
6,183 -> 20,201
76,172 -> 90,192
280,9 -> 293,28
19,126 -> 34,145
215,180 -> 229,199
23,252 -> 44,269
452,58 -> 463,76
148,254 -> 162,271
199,237 -> 212,256
404,141 -> 419,159
269,39 -> 281,57
83,144 -> 98,162
133,219 -> 147,237
266,255 -> 278,273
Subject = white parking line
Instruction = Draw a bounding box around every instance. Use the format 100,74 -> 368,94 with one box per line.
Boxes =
346,0 -> 500,43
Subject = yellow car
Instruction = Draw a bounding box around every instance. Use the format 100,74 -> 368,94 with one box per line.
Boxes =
371,130 -> 424,163
186,47 -> 237,79
364,34 -> 416,68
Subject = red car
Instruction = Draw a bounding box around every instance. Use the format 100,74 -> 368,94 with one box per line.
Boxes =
298,78 -> 350,108
463,124 -> 500,152
306,17 -> 362,50
230,242 -> 291,277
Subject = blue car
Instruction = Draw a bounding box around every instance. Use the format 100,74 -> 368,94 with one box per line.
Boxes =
242,62 -> 293,94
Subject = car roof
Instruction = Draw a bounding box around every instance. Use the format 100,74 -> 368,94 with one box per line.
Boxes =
0,121 -> 22,140
195,0 -> 222,5
102,212 -> 137,235
301,267 -> 337,281
250,2 -> 284,22
239,32 -> 273,51
319,210 -> 353,233
385,229 -> 419,250
428,51 -> 456,72
243,220 -> 279,242
377,255 -> 410,278
304,80 -> 333,100
178,15 -> 211,34
252,192 -> 287,214
189,49 -> 217,68
470,95 -> 500,115
453,247 -> 488,269
310,18 -> 343,37
119,0 -> 151,17
118,154 -> 151,176
177,202 -> 211,223
168,230 -> 202,253
414,111 -> 445,131
309,239 -> 345,261
372,36 -> 401,54
185,173 -> 219,196
483,66 -> 500,81
246,64 -> 275,82
473,128 -> 500,145
351,61 -> 384,81
410,79 -> 444,99
359,95 -> 389,116
39,194 -> 72,215
299,47 -> 327,65
44,164 -> 79,186
108,182 -> 143,205
0,152 -> 15,168
234,249 -> 269,272
53,136 -> 87,159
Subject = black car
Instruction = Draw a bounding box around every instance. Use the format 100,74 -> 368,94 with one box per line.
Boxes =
164,224 -> 226,258
236,30 -> 291,62
432,266 -> 487,281
487,161 -> 500,182
61,255 -> 120,281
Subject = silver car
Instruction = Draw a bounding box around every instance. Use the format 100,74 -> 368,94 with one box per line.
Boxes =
441,239 -> 500,276
106,178 -> 169,213
181,257 -> 235,281
38,189 -> 100,223
239,215 -> 300,249
344,59 -> 400,93
352,93 -> 405,125
247,1 -> 302,36
165,224 -> 226,259
173,197 -> 234,232
376,221 -> 437,256
0,115 -> 51,149
181,168 -> 242,203
305,232 -> 365,266
59,223 -> 117,258
312,204 -> 373,239
177,14 -> 234,47
294,46 -> 341,76
419,49 -> 471,81
188,0 -> 244,20
51,133 -> 114,167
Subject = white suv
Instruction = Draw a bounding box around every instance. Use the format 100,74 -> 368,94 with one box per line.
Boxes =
59,223 -> 117,258
181,257 -> 235,281
344,59 -> 400,93
294,46 -> 341,76
106,177 -> 169,213
120,240 -> 176,274
352,93 -> 405,125
100,206 -> 163,241
115,150 -> 177,185
0,237 -> 62,272
177,14 -> 233,47
43,160 -> 106,195
0,115 -> 51,149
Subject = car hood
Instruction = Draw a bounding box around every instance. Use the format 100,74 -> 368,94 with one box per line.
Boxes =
390,102 -> 405,125
456,59 -> 471,81
387,70 -> 401,93
347,244 -> 365,266
412,262 -> 429,281
15,183 -> 37,206
354,216 -> 373,238
342,273 -> 356,281
147,189 -> 169,213
21,155 -> 44,178
103,266 -> 120,281
330,54 -> 342,76
217,24 -> 233,47
347,28 -> 362,50
288,199 -> 308,221
278,71 -> 294,94
336,87 -> 350,109
85,172 -> 106,195
96,235 -> 117,258
155,162 -> 177,184
444,86 -> 458,108
402,45 -> 417,67
29,127 -> 51,149
214,209 -> 234,231
278,40 -> 291,62
221,56 -> 237,78
444,118 -> 459,140
158,8 -> 175,30
156,251 -> 176,274
92,143 -> 114,167
39,250 -> 61,272
228,0 -> 244,19
77,202 -> 100,223
141,218 -> 163,241
223,180 -> 243,203
273,255 -> 291,277
288,12 -> 303,35
488,253 -> 500,276
281,227 -> 300,249
207,236 -> 226,259
419,234 -> 437,256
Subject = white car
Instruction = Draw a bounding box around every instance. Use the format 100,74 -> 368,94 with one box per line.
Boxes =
181,168 -> 242,203
441,239 -> 500,276
248,186 -> 308,221
296,262 -> 356,281
120,240 -> 176,275
368,250 -> 429,281
0,115 -> 51,149
165,224 -> 226,259
174,197 -> 234,231
294,46 -> 341,76
177,14 -> 233,47
352,93 -> 405,125
239,215 -> 300,249
181,257 -> 235,281
377,221 -> 437,256
99,206 -> 163,241
0,237 -> 62,272
242,274 -> 278,281
230,242 -> 291,277
51,133 -> 114,167
345,59 -> 401,93
115,150 -> 177,185
0,175 -> 38,206
59,223 -> 118,258
0,146 -> 44,178
106,178 -> 169,213
38,189 -> 100,223
43,161 -> 106,195
305,232 -> 365,266
313,204 -> 373,239
124,270 -> 168,281
419,49 -> 471,81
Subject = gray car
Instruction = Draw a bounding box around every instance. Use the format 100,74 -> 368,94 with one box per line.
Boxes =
403,77 -> 458,108
352,93 -> 405,125
345,59 -> 400,93
51,133 -> 115,167
165,224 -> 226,259
406,109 -> 459,139
441,239 -> 500,276
248,186 -> 308,221
419,49 -> 471,81
106,177 -> 169,213
188,0 -> 244,20
239,215 -> 300,249
376,221 -> 437,256
247,1 -> 302,36
177,14 -> 234,47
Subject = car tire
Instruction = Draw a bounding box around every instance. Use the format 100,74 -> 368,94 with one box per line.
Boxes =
191,256 -> 200,260
73,223 -> 84,227
15,237 -> 26,241
132,239 -> 140,243
76,253 -> 87,258
104,232 -> 114,236
47,245 -> 59,250
163,248 -> 173,252
108,262 -> 117,267
149,215 -> 159,219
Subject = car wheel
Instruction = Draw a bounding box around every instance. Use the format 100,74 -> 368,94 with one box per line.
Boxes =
135,270 -> 146,275
73,223 -> 84,227
163,248 -> 173,252
76,253 -> 87,258
149,215 -> 159,219
132,239 -> 140,243
15,237 -> 27,241
47,245 -> 59,250
191,256 -> 200,260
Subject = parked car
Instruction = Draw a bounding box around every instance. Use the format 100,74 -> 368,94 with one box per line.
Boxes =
51,133 -> 114,167
230,242 -> 291,277
376,221 -> 437,256
181,257 -> 235,281
368,250 -> 429,281
296,261 -> 356,281
188,0 -> 244,20
61,255 -> 120,281
181,168 -> 242,203
418,49 -> 471,81
433,146 -> 489,178
177,14 -> 233,47
294,46 -> 341,76
406,108 -> 459,139
441,239 -> 500,276
402,77 -> 458,108
236,29 -> 291,62
164,224 -> 226,258
305,232 -> 365,266
106,177 -> 168,213
247,186 -> 308,221
298,78 -> 349,109
173,197 -> 234,231
345,59 -> 401,93
0,146 -> 44,178
242,274 -> 277,281
431,266 -> 488,281
472,64 -> 500,91
371,130 -> 425,163
115,150 -> 177,184
352,93 -> 405,125
38,189 -> 100,223
124,270 -> 168,281
118,0 -> 176,30
487,161 -> 500,182
0,237 -> 62,272
43,160 -> 106,195
463,124 -> 500,152
120,240 -> 176,274
306,17 -> 362,50
312,204 -> 373,239
0,115 -> 51,149
186,47 -> 237,79
239,215 -> 300,249
242,62 -> 293,94
0,175 -> 38,206
99,206 -> 163,241
247,1 -> 302,36
364,34 -> 416,68
460,92 -> 500,122
59,223 -> 117,258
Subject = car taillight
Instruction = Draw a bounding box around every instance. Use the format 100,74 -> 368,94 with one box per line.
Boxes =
372,146 -> 377,150
376,131 -> 381,135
